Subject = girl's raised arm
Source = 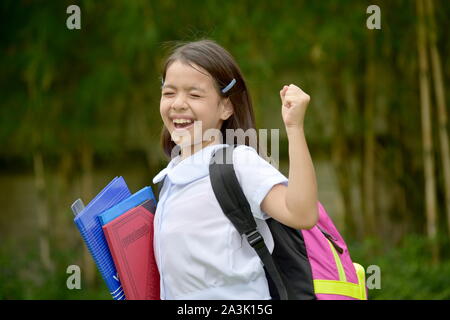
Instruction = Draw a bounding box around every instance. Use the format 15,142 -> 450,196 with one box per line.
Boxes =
261,84 -> 318,229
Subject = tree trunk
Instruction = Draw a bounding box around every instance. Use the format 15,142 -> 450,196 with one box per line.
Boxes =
393,119 -> 409,240
389,43 -> 410,241
56,151 -> 75,246
331,141 -> 355,237
33,151 -> 54,272
328,72 -> 358,240
363,31 -> 377,238
426,0 -> 450,237
343,76 -> 366,241
416,0 -> 439,263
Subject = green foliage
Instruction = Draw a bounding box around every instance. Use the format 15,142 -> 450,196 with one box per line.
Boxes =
1,0 -> 450,300
350,235 -> 450,300
0,235 -> 110,300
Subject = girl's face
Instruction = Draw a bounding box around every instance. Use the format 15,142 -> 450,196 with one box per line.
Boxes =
160,60 -> 233,153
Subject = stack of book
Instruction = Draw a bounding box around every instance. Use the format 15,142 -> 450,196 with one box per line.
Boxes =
71,176 -> 160,300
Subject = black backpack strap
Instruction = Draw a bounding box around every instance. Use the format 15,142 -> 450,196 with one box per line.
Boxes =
209,145 -> 288,300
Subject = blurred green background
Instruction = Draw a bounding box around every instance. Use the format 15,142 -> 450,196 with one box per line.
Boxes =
1,0 -> 450,299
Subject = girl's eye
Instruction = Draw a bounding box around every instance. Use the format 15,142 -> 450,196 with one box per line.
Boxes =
190,94 -> 201,98
163,92 -> 174,96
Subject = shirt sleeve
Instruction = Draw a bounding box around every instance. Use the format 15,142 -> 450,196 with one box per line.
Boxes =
232,145 -> 288,220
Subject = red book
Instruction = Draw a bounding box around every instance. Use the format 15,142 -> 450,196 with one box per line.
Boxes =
102,200 -> 160,300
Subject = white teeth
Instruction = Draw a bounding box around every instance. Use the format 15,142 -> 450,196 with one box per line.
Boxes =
173,119 -> 193,124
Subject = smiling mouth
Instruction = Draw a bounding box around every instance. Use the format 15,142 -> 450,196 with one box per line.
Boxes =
173,119 -> 194,129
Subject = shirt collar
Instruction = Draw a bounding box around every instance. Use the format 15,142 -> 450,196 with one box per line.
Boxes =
152,143 -> 229,185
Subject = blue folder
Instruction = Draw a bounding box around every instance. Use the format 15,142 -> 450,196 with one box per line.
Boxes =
98,186 -> 156,226
72,176 -> 131,300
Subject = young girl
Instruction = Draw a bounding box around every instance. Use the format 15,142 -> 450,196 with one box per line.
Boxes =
153,39 -> 318,300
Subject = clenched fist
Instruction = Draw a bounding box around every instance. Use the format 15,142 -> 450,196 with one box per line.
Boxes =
280,84 -> 310,129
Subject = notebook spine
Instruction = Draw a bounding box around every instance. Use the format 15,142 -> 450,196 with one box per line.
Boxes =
77,222 -> 125,300
72,176 -> 131,300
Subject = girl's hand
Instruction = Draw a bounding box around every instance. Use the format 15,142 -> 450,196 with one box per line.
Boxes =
280,84 -> 310,129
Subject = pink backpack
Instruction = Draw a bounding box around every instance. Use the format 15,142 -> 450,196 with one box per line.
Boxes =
300,202 -> 367,299
208,146 -> 368,300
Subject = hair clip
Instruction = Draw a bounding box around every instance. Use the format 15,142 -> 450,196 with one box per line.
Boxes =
221,78 -> 236,94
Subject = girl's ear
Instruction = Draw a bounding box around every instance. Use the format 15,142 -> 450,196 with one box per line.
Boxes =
220,97 -> 234,120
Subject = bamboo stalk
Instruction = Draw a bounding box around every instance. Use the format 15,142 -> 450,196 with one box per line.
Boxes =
426,0 -> 450,237
363,30 -> 376,237
33,151 -> 54,272
416,0 -> 439,262
330,77 -> 359,239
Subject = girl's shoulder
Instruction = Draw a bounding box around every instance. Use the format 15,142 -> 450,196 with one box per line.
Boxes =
228,144 -> 287,221
233,144 -> 273,168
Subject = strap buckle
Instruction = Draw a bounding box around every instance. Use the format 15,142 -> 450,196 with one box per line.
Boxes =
245,230 -> 265,249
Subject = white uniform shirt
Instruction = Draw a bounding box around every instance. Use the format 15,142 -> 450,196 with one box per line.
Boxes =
152,143 -> 288,300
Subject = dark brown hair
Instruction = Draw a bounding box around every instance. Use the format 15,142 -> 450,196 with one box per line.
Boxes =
160,39 -> 256,158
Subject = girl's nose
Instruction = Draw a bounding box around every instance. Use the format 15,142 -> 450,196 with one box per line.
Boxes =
171,94 -> 188,111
